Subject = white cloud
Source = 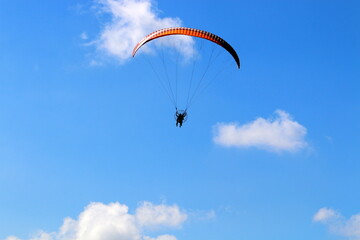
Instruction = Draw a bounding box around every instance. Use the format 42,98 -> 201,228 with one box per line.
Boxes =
136,201 -> 187,229
5,237 -> 22,240
213,110 -> 308,152
6,201 -> 187,240
95,0 -> 195,63
314,208 -> 360,239
313,207 -> 339,223
29,232 -> 54,240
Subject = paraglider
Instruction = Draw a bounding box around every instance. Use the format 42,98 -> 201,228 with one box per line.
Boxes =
132,27 -> 240,127
175,108 -> 187,128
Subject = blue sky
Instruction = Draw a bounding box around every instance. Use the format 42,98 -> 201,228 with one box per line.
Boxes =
0,0 -> 359,239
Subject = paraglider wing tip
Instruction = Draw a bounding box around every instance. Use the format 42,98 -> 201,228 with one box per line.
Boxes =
132,47 -> 137,57
236,58 -> 240,69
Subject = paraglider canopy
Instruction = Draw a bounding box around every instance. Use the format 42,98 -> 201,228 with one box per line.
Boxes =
132,27 -> 240,69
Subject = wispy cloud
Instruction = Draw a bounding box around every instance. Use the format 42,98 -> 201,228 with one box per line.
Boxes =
136,201 -> 187,229
213,110 -> 308,152
6,201 -> 187,240
144,235 -> 177,240
80,32 -> 88,40
187,209 -> 216,222
94,0 -> 195,63
314,207 -> 360,239
5,237 -> 21,240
